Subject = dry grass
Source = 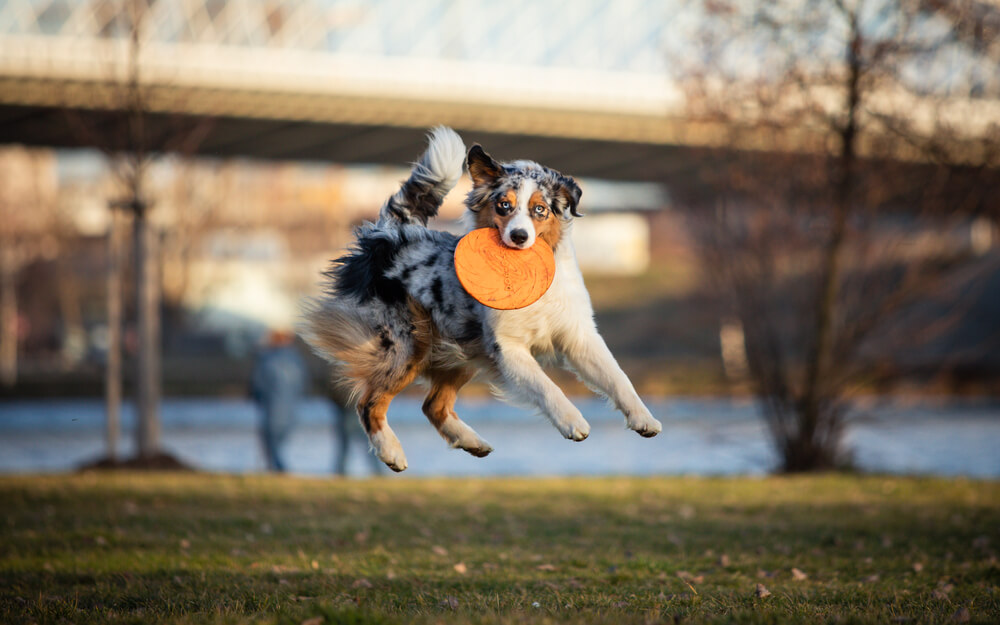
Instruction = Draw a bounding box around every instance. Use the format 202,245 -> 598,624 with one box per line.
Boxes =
1,473 -> 998,624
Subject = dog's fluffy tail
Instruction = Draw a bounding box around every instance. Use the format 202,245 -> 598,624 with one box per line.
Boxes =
379,126 -> 466,227
299,298 -> 412,401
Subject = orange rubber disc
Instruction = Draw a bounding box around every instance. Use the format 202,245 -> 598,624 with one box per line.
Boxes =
454,228 -> 555,310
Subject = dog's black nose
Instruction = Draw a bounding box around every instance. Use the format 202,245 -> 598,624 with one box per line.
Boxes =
510,229 -> 529,245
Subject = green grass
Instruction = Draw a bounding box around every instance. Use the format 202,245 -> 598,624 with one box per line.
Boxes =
2,473 -> 998,624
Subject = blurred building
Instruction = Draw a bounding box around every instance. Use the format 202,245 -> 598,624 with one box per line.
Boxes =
0,0 -> 997,395
1,146 -> 666,372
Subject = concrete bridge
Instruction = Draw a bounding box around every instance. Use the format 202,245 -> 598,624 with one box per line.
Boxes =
0,0 -> 995,180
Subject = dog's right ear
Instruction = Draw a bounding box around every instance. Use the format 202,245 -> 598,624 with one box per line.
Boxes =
467,144 -> 501,187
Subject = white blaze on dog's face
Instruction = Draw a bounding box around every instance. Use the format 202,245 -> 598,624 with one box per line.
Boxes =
465,145 -> 582,251
497,178 -> 537,249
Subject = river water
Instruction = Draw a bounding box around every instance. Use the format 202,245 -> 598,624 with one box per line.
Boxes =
0,396 -> 997,477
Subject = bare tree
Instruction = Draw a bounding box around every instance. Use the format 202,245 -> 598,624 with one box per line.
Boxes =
673,0 -> 1000,471
65,0 -> 212,464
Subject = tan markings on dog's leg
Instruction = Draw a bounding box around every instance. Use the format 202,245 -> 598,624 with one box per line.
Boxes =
422,367 -> 493,458
358,357 -> 424,472
356,299 -> 434,472
358,391 -> 406,472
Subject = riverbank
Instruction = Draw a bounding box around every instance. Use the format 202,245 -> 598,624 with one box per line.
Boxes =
2,396 -> 998,477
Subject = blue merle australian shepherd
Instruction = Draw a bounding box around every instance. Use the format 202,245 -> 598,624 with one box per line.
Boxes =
302,127 -> 661,471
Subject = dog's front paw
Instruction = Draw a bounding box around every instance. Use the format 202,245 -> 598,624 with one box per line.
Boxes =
440,419 -> 494,458
370,428 -> 408,472
554,412 -> 591,442
626,410 -> 662,438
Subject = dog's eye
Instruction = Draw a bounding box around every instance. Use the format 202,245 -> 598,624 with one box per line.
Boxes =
497,200 -> 512,213
532,205 -> 547,217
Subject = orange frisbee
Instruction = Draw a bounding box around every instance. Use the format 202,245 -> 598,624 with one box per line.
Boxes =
454,228 -> 555,310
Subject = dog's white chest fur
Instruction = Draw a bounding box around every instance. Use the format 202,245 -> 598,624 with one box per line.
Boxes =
488,239 -> 593,355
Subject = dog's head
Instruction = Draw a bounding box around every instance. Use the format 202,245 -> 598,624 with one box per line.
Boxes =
464,144 -> 582,251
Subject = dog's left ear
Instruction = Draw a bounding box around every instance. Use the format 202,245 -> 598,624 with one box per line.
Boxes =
555,175 -> 583,217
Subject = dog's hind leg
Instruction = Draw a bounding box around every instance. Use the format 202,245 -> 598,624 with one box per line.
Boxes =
355,304 -> 435,472
422,367 -> 493,458
357,363 -> 422,472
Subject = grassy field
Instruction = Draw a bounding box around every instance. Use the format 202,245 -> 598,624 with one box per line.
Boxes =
1,473 -> 998,624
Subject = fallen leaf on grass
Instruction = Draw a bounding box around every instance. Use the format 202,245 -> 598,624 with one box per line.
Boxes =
862,574 -> 880,583
677,571 -> 705,584
432,545 -> 448,556
755,583 -> 772,598
536,564 -> 557,572
933,582 -> 954,600
453,562 -> 467,574
179,539 -> 190,550
300,617 -> 324,625
757,569 -> 776,579
351,578 -> 372,589
440,596 -> 459,610
912,562 -> 924,573
718,554 -> 730,567
791,568 -> 808,581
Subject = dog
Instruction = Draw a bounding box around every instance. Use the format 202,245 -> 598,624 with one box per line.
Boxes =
302,127 -> 662,471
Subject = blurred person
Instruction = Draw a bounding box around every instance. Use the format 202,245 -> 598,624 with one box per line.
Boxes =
250,329 -> 307,472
